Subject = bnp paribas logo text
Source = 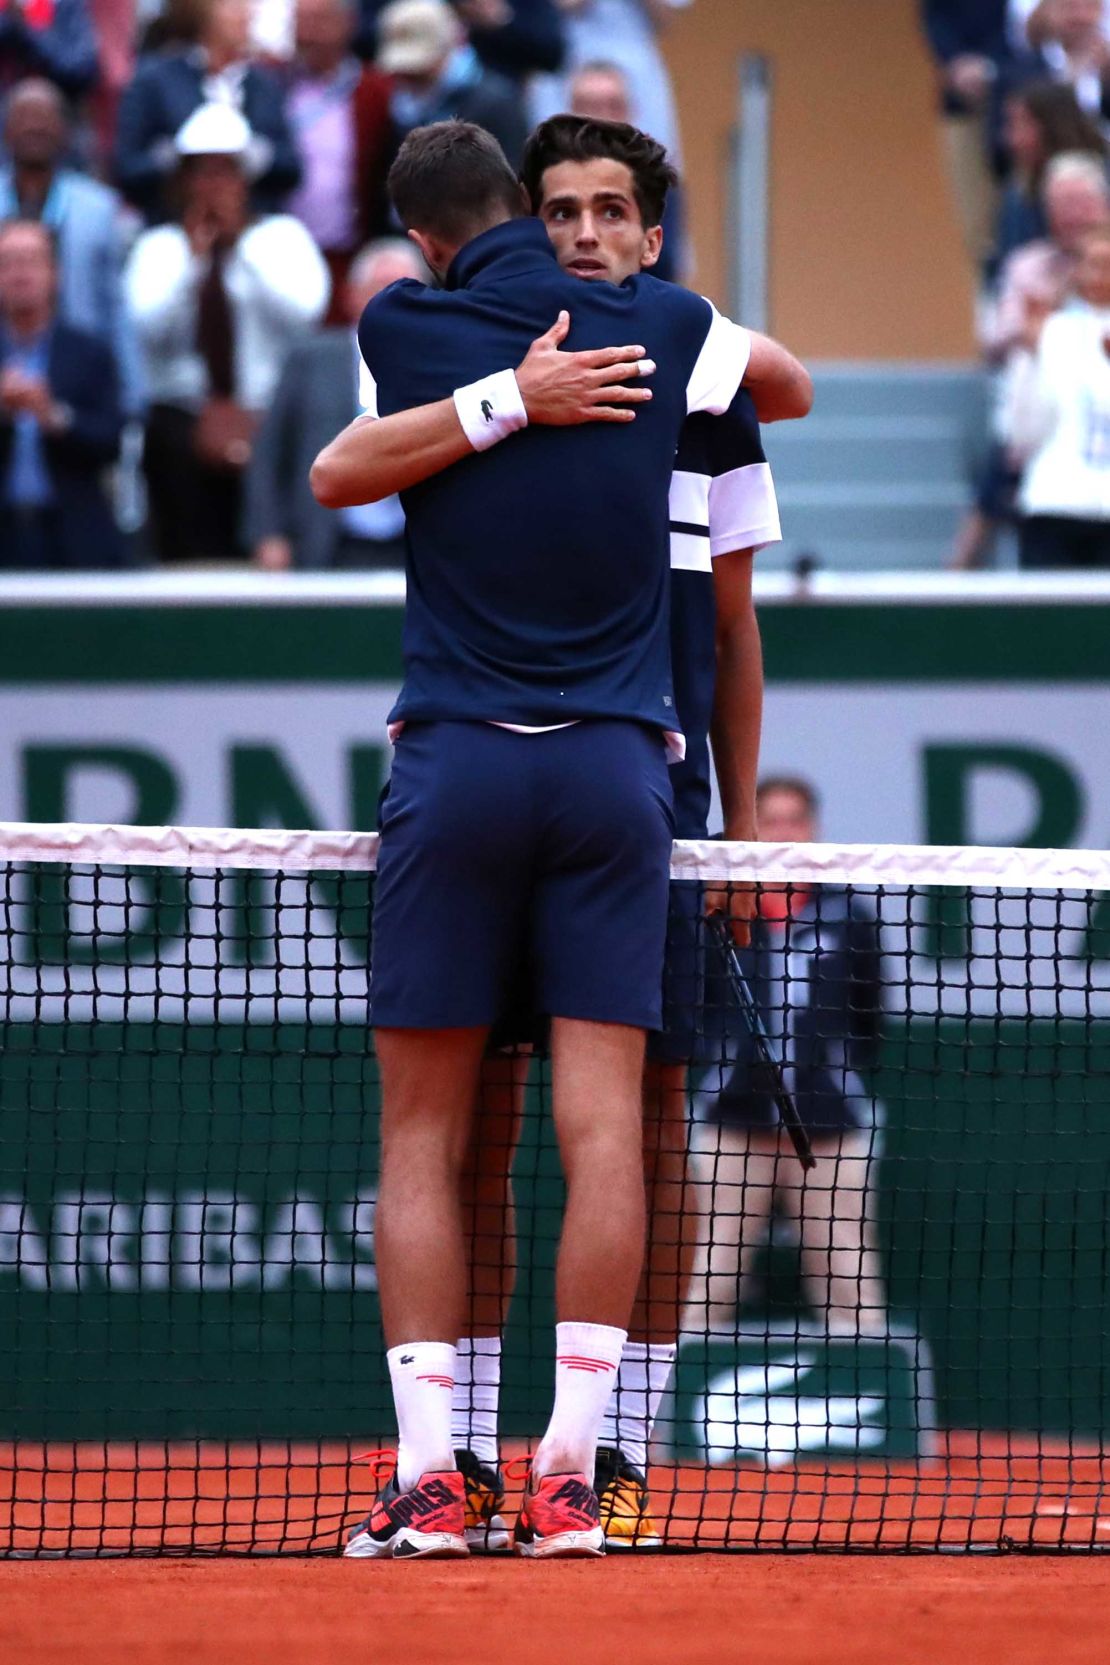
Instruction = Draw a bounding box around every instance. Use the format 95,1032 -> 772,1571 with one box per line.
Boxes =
0,1191 -> 378,1292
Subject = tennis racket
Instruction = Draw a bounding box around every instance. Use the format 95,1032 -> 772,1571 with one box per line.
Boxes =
707,911 -> 816,1171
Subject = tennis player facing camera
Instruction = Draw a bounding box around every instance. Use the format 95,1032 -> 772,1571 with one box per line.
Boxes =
311,119 -> 809,1561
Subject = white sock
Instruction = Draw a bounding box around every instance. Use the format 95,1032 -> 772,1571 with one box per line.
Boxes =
450,1336 -> 502,1469
532,1321 -> 626,1481
387,1342 -> 457,1491
597,1340 -> 678,1473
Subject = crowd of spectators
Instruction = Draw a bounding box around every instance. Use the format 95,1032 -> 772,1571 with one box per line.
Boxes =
922,0 -> 1110,567
0,0 -> 690,568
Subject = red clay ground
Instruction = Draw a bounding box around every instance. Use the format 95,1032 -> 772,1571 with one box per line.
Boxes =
3,1557 -> 1108,1665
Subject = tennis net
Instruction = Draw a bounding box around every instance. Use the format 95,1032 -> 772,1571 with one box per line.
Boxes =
2,821 -> 1109,1555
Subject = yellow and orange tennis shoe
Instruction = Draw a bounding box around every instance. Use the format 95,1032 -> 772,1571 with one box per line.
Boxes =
455,1448 -> 511,1553
594,1446 -> 663,1550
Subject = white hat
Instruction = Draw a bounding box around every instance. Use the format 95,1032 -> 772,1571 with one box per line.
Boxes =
376,0 -> 458,76
174,101 -> 252,159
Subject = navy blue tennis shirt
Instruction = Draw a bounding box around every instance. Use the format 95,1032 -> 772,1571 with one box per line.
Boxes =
357,218 -> 750,746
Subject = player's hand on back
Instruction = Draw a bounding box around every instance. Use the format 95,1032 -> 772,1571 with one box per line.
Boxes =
516,310 -> 655,426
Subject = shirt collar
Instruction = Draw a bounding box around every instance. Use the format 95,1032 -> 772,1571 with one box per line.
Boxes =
445,218 -> 558,292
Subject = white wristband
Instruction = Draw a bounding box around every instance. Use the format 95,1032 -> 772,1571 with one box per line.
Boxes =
453,368 -> 529,452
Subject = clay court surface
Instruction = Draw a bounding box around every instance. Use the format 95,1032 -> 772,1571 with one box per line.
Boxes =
2,1556 -> 1108,1665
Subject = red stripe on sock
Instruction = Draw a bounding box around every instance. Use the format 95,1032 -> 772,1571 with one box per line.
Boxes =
558,1356 -> 616,1370
417,1374 -> 455,1387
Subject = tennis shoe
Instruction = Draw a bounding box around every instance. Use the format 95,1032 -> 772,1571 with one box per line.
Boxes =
513,1470 -> 605,1559
594,1446 -> 663,1550
455,1447 -> 511,1553
344,1466 -> 468,1560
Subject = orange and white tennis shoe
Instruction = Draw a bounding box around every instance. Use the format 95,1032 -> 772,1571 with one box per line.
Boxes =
513,1471 -> 605,1559
345,1467 -> 468,1560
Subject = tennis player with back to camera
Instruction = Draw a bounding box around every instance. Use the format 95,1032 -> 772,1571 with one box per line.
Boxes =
319,113 -> 793,1553
311,120 -> 809,1561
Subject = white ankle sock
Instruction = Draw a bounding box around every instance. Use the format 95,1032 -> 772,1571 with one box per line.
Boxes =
597,1340 -> 678,1473
450,1336 -> 502,1468
532,1321 -> 625,1481
387,1341 -> 457,1491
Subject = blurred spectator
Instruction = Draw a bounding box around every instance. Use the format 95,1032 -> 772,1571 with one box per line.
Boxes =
376,0 -> 527,167
115,0 -> 303,220
0,219 -> 125,568
246,236 -> 423,569
689,777 -> 888,1339
951,150 -> 1109,566
0,0 -> 98,103
998,223 -> 1110,564
920,0 -> 1013,265
1009,0 -> 1110,119
87,0 -> 138,164
566,60 -> 685,281
983,149 -> 1110,356
251,0 -> 297,60
530,0 -> 691,162
993,78 -> 1105,272
451,0 -> 562,79
0,80 -> 144,417
356,0 -> 564,81
286,0 -> 393,305
124,102 -> 329,562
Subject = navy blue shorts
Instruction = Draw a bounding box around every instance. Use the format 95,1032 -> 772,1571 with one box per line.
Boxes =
646,880 -> 734,1066
370,720 -> 674,1030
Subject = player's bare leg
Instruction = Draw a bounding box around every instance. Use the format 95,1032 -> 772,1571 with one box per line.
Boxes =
549,1018 -> 647,1332
632,1060 -> 696,1344
516,1017 -> 645,1558
460,1052 -> 527,1341
345,1024 -> 489,1559
595,1058 -> 690,1547
375,1025 -> 490,1347
452,1052 -> 527,1552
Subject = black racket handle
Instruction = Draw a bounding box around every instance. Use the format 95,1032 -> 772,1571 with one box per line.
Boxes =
707,912 -> 816,1171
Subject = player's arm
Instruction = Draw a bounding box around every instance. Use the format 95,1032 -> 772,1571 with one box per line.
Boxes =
743,331 -> 813,423
711,550 -> 763,848
706,549 -> 763,948
310,310 -> 655,509
702,392 -> 782,943
686,301 -> 812,426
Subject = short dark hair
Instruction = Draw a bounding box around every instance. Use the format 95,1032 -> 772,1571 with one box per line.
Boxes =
756,776 -> 820,816
520,114 -> 678,229
387,121 -> 525,244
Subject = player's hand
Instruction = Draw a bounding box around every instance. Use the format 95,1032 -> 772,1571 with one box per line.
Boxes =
516,310 -> 655,426
705,884 -> 754,949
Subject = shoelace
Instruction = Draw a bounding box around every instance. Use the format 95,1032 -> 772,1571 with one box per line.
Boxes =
352,1447 -> 397,1487
353,1449 -> 541,1491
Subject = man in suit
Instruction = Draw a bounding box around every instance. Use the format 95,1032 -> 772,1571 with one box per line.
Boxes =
0,78 -> 144,417
246,237 -> 423,570
115,0 -> 303,220
0,219 -> 125,568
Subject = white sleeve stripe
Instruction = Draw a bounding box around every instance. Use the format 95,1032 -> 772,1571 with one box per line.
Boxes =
708,461 -> 781,554
670,530 -> 713,572
686,301 -> 751,416
668,467 -> 710,527
358,353 -> 379,417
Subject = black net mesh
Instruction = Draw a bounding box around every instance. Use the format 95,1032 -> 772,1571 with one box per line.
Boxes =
2,838 -> 1109,1554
